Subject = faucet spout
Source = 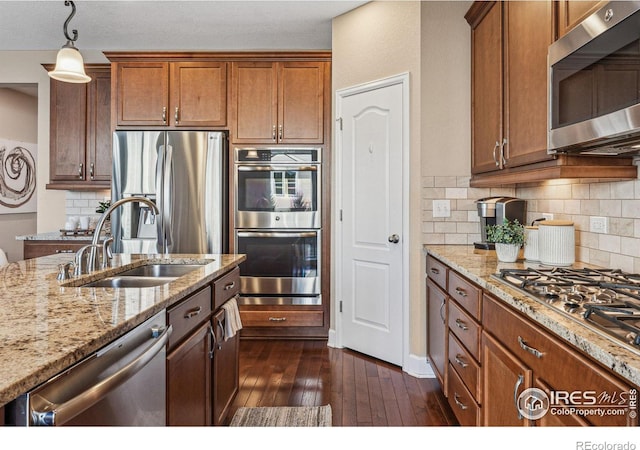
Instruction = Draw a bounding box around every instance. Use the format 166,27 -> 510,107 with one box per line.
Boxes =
91,196 -> 161,252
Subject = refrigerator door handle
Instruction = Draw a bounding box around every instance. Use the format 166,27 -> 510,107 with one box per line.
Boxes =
155,144 -> 165,254
163,144 -> 174,251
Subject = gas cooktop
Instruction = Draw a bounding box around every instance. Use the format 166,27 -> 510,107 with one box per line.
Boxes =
493,267 -> 640,355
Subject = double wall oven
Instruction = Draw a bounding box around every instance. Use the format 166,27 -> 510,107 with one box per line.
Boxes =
234,147 -> 321,306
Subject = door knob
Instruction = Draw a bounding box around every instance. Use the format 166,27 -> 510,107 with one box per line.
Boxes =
388,234 -> 400,244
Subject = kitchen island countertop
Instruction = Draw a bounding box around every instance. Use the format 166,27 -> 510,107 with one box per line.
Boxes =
0,252 -> 245,408
425,244 -> 640,388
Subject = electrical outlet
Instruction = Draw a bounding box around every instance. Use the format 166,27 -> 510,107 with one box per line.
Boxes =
542,213 -> 554,221
590,216 -> 608,234
432,199 -> 451,218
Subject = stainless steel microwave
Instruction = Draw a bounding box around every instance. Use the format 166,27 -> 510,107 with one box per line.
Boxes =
548,1 -> 640,156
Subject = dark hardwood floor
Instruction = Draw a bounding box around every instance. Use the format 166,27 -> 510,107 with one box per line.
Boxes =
227,339 -> 458,426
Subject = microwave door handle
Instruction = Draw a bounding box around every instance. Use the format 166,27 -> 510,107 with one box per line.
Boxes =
155,144 -> 165,253
236,165 -> 318,172
30,325 -> 172,426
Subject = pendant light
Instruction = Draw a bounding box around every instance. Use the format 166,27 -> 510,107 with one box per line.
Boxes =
48,1 -> 91,83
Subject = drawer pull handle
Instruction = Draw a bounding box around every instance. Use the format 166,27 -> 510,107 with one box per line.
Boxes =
224,281 -> 236,291
514,374 -> 524,420
268,317 -> 287,322
430,267 -> 440,274
455,318 -> 468,331
184,306 -> 202,319
454,354 -> 468,368
455,287 -> 467,297
439,300 -> 445,323
55,249 -> 74,254
518,336 -> 544,358
453,393 -> 468,410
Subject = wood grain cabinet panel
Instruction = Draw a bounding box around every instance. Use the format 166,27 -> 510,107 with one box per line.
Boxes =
427,277 -> 448,392
23,240 -> 91,259
47,65 -> 111,189
231,61 -> 327,144
556,0 -> 607,39
113,61 -> 169,126
170,61 -> 227,127
211,308 -> 239,426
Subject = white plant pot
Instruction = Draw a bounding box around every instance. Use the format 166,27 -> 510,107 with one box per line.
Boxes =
495,243 -> 520,263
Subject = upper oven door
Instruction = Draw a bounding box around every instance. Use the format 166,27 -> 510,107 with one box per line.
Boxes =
235,163 -> 321,229
549,2 -> 640,153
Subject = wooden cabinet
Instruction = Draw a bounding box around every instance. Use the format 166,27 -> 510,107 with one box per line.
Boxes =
231,61 -> 327,144
483,293 -> 637,426
556,1 -> 607,39
47,65 -> 111,190
465,1 -> 637,187
165,267 -> 241,426
111,60 -> 227,128
23,240 -> 91,259
427,277 -> 447,391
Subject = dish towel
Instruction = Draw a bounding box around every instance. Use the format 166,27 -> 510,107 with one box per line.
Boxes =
0,249 -> 8,267
221,297 -> 243,341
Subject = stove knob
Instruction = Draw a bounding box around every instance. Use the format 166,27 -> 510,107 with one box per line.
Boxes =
563,302 -> 580,314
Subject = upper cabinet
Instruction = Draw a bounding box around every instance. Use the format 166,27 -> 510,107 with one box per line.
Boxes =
465,1 -> 637,187
47,65 -> 111,190
109,58 -> 227,128
556,1 -> 608,39
231,60 -> 328,144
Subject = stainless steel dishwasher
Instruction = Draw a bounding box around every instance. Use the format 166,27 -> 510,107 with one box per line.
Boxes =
6,310 -> 171,426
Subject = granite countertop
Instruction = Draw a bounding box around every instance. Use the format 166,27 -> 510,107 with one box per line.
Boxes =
0,252 -> 246,408
16,231 -> 101,241
425,244 -> 640,388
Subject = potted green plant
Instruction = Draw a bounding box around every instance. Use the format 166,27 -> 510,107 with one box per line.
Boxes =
486,218 -> 525,262
96,200 -> 111,214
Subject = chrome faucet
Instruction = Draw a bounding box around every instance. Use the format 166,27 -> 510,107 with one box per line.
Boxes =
70,196 -> 161,277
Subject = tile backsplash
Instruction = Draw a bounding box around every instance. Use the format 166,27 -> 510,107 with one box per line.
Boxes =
422,175 -> 640,273
65,190 -> 111,226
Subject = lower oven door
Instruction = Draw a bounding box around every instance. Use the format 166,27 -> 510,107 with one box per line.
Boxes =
235,230 -> 320,297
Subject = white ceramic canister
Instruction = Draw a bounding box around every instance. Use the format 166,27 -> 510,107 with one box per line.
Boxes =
523,226 -> 539,261
538,220 -> 575,266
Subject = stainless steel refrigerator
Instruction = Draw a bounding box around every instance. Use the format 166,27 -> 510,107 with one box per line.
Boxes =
111,131 -> 228,254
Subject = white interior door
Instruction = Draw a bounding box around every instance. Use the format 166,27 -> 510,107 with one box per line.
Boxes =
336,76 -> 406,366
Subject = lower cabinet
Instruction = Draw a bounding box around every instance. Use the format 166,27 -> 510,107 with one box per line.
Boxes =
166,268 -> 241,426
426,278 -> 447,391
23,240 -> 91,259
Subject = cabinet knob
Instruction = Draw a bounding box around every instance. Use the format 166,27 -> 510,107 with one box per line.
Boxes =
78,163 -> 84,179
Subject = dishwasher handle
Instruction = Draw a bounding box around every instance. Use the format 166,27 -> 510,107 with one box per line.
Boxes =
31,324 -> 172,426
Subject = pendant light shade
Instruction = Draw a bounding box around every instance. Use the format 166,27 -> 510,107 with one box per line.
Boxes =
48,1 -> 91,84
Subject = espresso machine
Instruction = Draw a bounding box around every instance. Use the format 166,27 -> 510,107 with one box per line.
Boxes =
474,197 -> 527,249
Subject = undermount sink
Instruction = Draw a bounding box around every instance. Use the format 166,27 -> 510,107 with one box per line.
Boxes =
79,264 -> 205,288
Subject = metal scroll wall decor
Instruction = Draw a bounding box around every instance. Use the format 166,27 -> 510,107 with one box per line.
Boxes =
0,140 -> 37,213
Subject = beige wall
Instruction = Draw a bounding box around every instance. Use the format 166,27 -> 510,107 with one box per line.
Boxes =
0,88 -> 38,261
0,50 -> 108,240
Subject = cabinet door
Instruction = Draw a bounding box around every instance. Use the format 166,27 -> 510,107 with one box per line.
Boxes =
503,1 -> 554,168
427,278 -> 447,390
231,61 -> 278,143
278,61 -> 326,144
171,62 -> 227,127
114,62 -> 169,126
211,308 -> 239,426
482,331 -> 533,426
86,68 -> 112,183
49,78 -> 87,182
469,1 -> 503,174
166,321 -> 212,426
557,1 -> 607,39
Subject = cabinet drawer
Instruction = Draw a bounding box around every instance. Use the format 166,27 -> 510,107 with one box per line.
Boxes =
239,309 -> 323,328
448,270 -> 481,320
449,332 -> 481,401
167,286 -> 212,349
447,362 -> 481,426
483,294 -> 637,426
448,299 -> 481,361
23,241 -> 90,259
426,255 -> 447,290
213,266 -> 240,310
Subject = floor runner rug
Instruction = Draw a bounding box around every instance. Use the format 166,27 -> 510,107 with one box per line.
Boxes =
229,404 -> 332,427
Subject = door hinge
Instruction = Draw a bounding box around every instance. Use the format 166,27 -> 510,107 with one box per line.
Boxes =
339,301 -> 343,313
336,117 -> 343,131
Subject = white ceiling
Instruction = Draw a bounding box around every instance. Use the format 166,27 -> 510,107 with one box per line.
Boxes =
0,0 -> 368,51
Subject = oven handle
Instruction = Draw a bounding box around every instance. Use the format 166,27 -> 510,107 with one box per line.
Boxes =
30,324 -> 172,426
237,231 -> 318,239
236,165 -> 318,172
